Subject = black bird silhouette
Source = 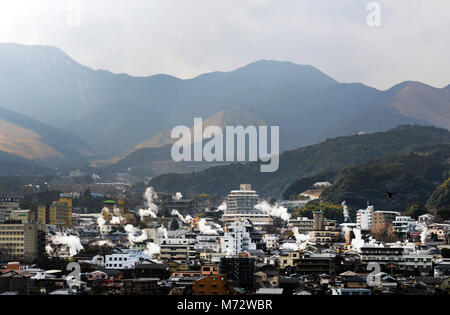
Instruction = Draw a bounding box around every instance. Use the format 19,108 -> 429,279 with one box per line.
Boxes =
385,192 -> 397,199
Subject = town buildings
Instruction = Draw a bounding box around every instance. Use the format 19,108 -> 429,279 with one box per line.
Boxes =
220,221 -> 257,256
1,180 -> 448,296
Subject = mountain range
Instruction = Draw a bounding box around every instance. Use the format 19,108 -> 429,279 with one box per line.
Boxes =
0,43 -> 449,174
0,106 -> 91,174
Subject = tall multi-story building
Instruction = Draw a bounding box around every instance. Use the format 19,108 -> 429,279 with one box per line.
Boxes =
226,184 -> 259,214
49,202 -> 71,227
0,223 -> 38,262
372,211 -> 399,231
313,211 -> 324,231
222,184 -> 270,230
38,193 -> 73,227
219,255 -> 256,293
37,206 -> 47,225
356,206 -> 374,231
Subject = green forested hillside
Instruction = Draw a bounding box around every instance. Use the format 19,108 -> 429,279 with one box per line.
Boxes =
320,145 -> 450,211
149,125 -> 450,198
426,176 -> 450,220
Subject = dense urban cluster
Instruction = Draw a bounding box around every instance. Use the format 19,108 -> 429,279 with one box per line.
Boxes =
1,180 -> 449,296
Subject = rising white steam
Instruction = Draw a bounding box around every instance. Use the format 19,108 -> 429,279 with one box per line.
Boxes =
51,233 -> 83,257
351,228 -> 365,252
174,192 -> 183,200
210,222 -> 224,233
138,187 -> 159,219
342,201 -> 351,223
198,219 -> 218,235
91,240 -> 115,247
171,209 -> 193,224
143,242 -> 160,257
280,227 -> 311,251
255,201 -> 290,221
125,224 -> 147,243
97,216 -> 106,229
158,226 -> 169,239
349,227 -> 384,252
110,215 -> 125,225
420,223 -> 428,244
45,245 -> 53,256
218,202 -> 227,212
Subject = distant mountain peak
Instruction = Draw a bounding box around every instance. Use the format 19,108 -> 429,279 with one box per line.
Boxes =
232,59 -> 338,87
96,106 -> 267,167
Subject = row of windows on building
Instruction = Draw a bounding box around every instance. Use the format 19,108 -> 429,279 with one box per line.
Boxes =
107,257 -> 129,261
0,226 -> 24,230
362,256 -> 432,262
0,238 -> 24,241
0,247 -> 24,252
0,231 -> 24,235
106,264 -> 124,268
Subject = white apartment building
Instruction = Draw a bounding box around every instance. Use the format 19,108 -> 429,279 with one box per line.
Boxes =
104,252 -> 152,269
220,221 -> 256,255
418,214 -> 435,224
392,216 -> 417,234
314,182 -> 332,188
195,234 -> 221,253
356,206 -> 374,231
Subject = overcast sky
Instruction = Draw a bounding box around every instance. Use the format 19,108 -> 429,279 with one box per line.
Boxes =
0,0 -> 448,89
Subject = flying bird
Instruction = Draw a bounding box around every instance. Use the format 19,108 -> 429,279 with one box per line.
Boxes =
385,192 -> 397,199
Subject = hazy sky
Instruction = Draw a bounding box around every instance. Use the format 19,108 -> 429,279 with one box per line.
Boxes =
0,0 -> 448,89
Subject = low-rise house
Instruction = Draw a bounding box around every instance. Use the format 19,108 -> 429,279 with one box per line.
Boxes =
88,269 -> 123,282
122,278 -> 160,295
192,275 -> 234,295
0,269 -> 32,294
332,288 -> 371,295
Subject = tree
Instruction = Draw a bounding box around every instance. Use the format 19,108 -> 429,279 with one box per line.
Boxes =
441,248 -> 450,259
293,201 -> 348,223
436,206 -> 450,221
404,203 -> 427,219
371,223 -> 398,242
170,219 -> 180,231
83,188 -> 92,198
